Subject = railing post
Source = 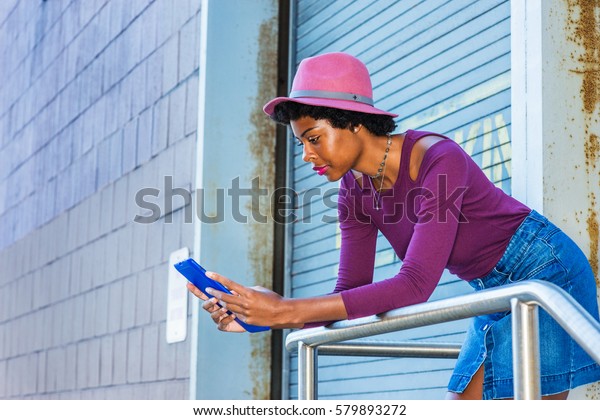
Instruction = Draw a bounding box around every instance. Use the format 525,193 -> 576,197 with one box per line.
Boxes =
511,298 -> 541,399
297,341 -> 318,400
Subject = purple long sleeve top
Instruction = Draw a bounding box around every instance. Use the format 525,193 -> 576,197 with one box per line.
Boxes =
308,130 -> 530,325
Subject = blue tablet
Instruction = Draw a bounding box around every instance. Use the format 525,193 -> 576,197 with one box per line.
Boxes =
174,258 -> 270,333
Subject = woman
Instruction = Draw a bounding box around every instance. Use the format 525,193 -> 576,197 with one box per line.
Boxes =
187,52 -> 600,399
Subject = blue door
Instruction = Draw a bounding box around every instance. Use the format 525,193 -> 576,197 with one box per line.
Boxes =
288,0 -> 512,399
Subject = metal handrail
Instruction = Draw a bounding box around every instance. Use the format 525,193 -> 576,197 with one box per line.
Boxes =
286,280 -> 600,400
317,341 -> 462,358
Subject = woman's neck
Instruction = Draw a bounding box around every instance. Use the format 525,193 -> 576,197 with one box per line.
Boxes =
356,133 -> 403,190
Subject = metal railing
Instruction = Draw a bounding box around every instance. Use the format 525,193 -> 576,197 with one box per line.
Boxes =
285,280 -> 600,400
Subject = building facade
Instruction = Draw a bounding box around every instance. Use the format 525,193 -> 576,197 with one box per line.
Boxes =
0,0 -> 598,400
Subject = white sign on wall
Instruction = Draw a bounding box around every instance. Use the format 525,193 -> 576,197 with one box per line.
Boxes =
166,247 -> 190,343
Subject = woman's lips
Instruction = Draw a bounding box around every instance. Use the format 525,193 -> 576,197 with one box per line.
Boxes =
312,165 -> 329,176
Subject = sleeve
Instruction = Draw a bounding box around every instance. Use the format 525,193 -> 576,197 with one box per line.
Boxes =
302,176 -> 378,329
339,143 -> 469,319
334,178 -> 378,293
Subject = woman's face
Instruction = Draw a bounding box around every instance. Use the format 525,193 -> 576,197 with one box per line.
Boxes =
290,116 -> 362,182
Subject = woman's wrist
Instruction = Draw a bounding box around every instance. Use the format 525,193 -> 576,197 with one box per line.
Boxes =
263,297 -> 306,329
274,297 -> 302,327
275,294 -> 347,327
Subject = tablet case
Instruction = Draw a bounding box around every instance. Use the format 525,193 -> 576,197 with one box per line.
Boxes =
174,258 -> 270,333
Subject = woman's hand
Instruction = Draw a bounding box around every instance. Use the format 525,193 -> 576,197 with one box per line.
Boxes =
187,271 -> 346,331
186,282 -> 246,333
202,272 -> 295,328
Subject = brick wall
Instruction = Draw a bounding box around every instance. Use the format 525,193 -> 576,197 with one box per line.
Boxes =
0,0 -> 200,399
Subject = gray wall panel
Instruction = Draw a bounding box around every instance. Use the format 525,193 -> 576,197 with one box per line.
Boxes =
0,0 -> 201,399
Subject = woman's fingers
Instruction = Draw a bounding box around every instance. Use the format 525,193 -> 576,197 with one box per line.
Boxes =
202,297 -> 220,313
211,307 -> 232,323
206,271 -> 245,295
186,272 -> 248,333
208,304 -> 241,331
206,287 -> 245,308
217,300 -> 249,315
186,282 -> 208,300
217,314 -> 239,332
201,294 -> 248,323
212,309 -> 246,333
187,276 -> 245,313
204,298 -> 247,325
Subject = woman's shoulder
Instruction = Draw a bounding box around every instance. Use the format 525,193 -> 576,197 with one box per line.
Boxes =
407,132 -> 465,181
406,129 -> 450,142
417,134 -> 466,162
407,130 -> 462,165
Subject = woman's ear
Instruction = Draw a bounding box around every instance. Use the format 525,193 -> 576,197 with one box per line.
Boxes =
350,124 -> 362,134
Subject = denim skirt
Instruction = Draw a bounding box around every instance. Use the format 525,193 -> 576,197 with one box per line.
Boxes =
448,210 -> 600,399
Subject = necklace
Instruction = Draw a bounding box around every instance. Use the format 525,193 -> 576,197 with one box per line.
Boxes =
371,133 -> 392,210
369,133 -> 392,179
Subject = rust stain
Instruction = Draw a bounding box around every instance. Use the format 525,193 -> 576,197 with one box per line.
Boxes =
577,0 -> 600,113
246,12 -> 278,400
567,0 -> 600,290
567,1 -> 600,397
588,194 -> 599,286
586,381 -> 600,399
585,133 -> 599,170
566,0 -> 600,114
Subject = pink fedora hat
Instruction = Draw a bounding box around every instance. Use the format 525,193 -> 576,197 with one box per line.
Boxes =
263,52 -> 398,118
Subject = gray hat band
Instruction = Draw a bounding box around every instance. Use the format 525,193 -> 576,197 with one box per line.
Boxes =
289,89 -> 374,106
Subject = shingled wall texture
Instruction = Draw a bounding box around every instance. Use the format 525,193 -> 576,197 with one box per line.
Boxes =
0,0 -> 200,399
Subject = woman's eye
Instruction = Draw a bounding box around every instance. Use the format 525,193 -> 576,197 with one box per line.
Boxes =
295,136 -> 319,146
